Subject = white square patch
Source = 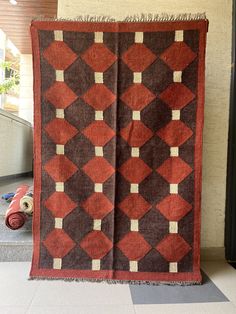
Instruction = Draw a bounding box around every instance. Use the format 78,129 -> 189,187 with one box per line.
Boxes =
175,30 -> 184,42
133,72 -> 142,83
56,70 -> 64,82
95,111 -> 103,120
56,144 -> 64,155
130,219 -> 139,231
130,260 -> 138,272
95,72 -> 103,83
169,262 -> 178,273
53,258 -> 62,269
172,110 -> 180,120
173,71 -> 182,82
54,30 -> 63,41
135,32 -> 143,43
130,184 -> 139,193
56,182 -> 64,192
95,146 -> 103,156
93,219 -> 102,231
170,184 -> 178,194
94,32 -> 103,43
132,111 -> 140,120
95,183 -> 103,193
131,147 -> 140,157
170,147 -> 179,157
55,217 -> 63,229
169,221 -> 178,233
92,259 -> 101,270
56,109 -> 64,119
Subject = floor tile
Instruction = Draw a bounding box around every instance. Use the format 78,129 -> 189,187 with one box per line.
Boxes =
27,305 -> 135,314
134,302 -> 236,314
31,280 -> 132,306
0,306 -> 28,314
130,271 -> 228,304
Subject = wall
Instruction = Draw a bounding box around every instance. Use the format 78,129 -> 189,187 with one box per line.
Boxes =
19,54 -> 33,124
0,109 -> 33,177
57,0 -> 232,248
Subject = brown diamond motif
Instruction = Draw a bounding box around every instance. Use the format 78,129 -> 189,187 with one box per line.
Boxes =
43,229 -> 76,258
122,43 -> 157,72
120,84 -> 155,110
82,157 -> 115,183
45,118 -> 78,145
120,121 -> 153,147
44,155 -> 77,182
44,192 -> 77,218
81,43 -> 117,72
82,193 -> 113,219
157,194 -> 192,221
156,120 -> 193,147
156,157 -> 192,184
80,230 -> 113,259
82,121 -> 115,146
118,194 -> 151,219
82,84 -> 116,110
119,157 -> 152,183
44,82 -> 78,109
117,232 -> 151,261
156,234 -> 191,262
43,41 -> 77,70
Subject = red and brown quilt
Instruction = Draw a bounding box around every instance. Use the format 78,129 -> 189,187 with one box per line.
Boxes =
30,19 -> 208,284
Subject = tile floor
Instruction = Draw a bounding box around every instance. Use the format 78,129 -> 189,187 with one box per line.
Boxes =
0,261 -> 235,313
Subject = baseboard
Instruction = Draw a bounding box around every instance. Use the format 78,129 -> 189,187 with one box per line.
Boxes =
0,172 -> 33,182
201,247 -> 225,261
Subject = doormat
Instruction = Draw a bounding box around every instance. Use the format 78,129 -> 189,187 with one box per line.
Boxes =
30,16 -> 208,284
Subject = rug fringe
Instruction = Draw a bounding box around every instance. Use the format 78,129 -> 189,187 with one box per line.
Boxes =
33,12 -> 206,23
29,275 -> 201,286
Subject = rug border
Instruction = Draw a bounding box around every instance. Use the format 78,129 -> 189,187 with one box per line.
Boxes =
30,20 -> 208,283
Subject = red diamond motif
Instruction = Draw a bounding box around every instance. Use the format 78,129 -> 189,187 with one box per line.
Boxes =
81,193 -> 113,219
156,120 -> 193,147
122,44 -> 156,72
120,121 -> 153,147
118,194 -> 151,219
45,118 -> 78,145
117,232 -> 151,261
82,121 -> 115,146
159,83 -> 195,109
44,82 -> 78,109
119,158 -> 152,183
43,41 -> 77,70
160,42 -> 196,70
157,194 -> 192,221
83,157 -> 115,183
156,157 -> 192,184
80,230 -> 113,259
82,84 -> 116,110
120,84 -> 155,110
43,229 -> 76,258
44,155 -> 77,182
81,43 -> 117,72
156,234 -> 191,262
44,192 -> 77,218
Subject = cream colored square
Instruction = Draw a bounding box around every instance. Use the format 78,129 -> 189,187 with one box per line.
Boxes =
55,217 -> 63,229
95,72 -> 103,83
170,184 -> 178,194
132,111 -> 140,120
169,221 -> 178,233
54,30 -> 63,41
130,219 -> 139,231
135,32 -> 143,43
131,147 -> 139,157
130,184 -> 139,193
169,262 -> 178,273
175,30 -> 184,42
170,147 -> 179,157
92,259 -> 101,270
56,109 -> 64,119
56,70 -> 64,82
56,182 -> 64,192
95,110 -> 103,120
172,110 -> 180,120
56,144 -> 64,155
53,258 -> 62,269
133,72 -> 142,83
95,183 -> 103,193
173,71 -> 182,82
93,219 -> 102,231
94,32 -> 103,43
95,146 -> 103,157
130,260 -> 138,272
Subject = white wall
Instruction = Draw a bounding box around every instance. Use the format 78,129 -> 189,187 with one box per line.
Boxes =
57,0 -> 232,248
19,54 -> 33,124
0,109 -> 33,177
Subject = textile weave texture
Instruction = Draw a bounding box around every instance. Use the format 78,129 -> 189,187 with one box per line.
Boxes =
30,20 -> 208,284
